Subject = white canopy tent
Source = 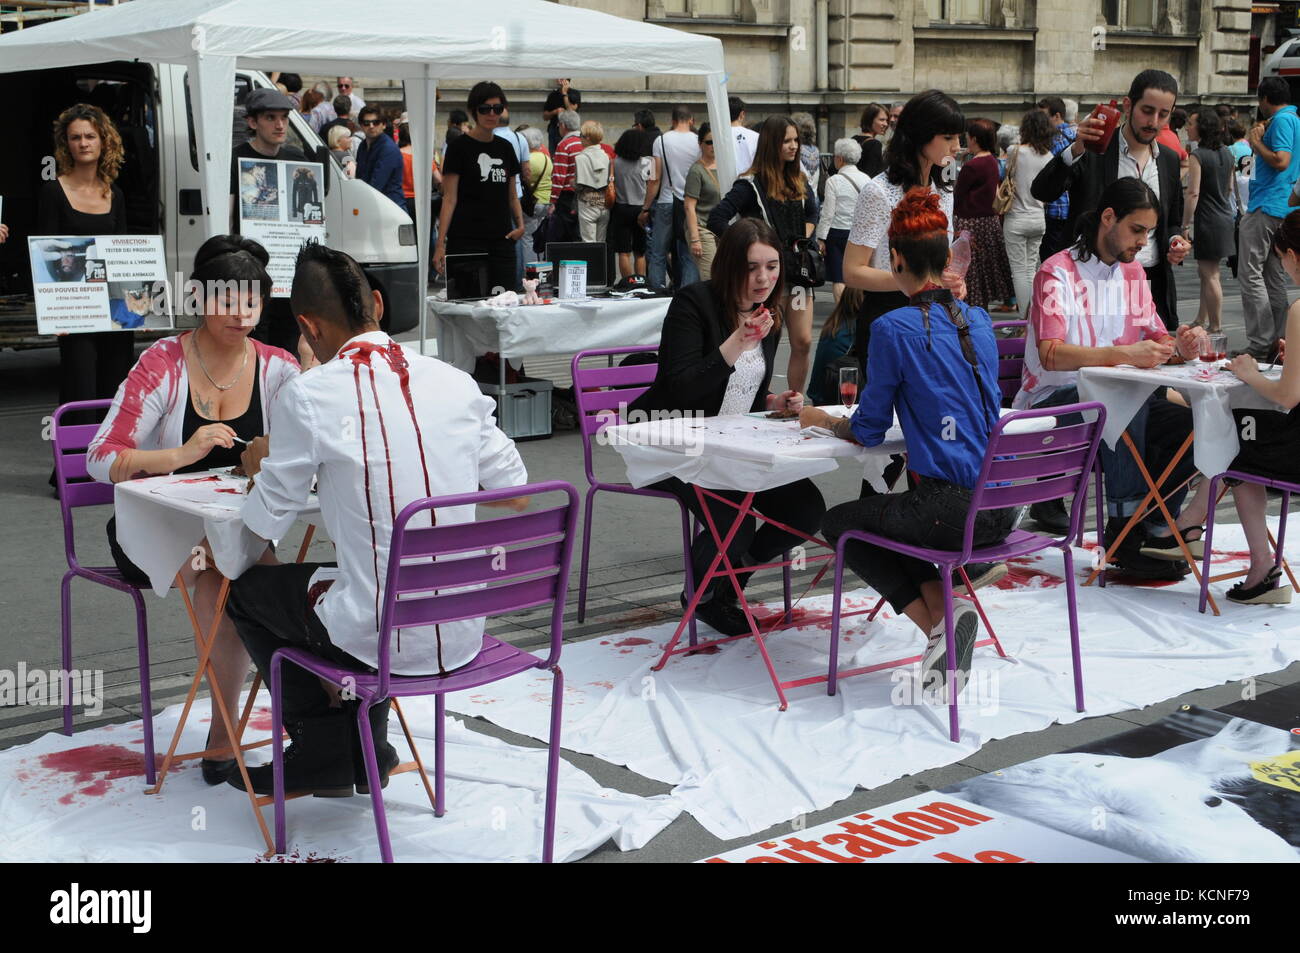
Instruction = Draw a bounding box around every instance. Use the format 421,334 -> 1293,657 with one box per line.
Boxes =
0,0 -> 736,350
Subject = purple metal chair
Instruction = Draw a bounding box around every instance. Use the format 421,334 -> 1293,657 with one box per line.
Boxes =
1198,471 -> 1300,613
51,400 -> 156,784
827,403 -> 1107,742
992,320 -> 1027,409
571,347 -> 791,641
268,481 -> 578,863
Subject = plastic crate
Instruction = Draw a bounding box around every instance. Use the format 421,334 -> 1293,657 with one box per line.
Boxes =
478,376 -> 553,441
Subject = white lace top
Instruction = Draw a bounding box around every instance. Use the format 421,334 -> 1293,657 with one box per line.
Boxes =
718,344 -> 766,416
847,173 -> 955,270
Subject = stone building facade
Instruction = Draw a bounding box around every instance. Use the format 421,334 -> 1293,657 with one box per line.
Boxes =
338,0 -> 1257,147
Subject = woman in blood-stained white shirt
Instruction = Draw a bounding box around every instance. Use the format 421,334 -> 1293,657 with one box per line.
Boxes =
225,243 -> 529,797
87,236 -> 300,783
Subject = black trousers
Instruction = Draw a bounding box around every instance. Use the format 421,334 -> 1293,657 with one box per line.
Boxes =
653,476 -> 826,599
226,562 -> 373,725
1039,217 -> 1071,263
1145,262 -> 1178,332
822,476 -> 1017,614
547,191 -> 580,246
58,331 -> 136,423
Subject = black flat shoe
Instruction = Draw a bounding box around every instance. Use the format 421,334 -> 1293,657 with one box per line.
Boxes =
682,591 -> 752,636
1029,499 -> 1071,536
201,757 -> 237,785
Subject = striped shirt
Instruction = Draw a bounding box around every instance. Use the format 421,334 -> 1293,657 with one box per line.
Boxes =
550,133 -> 585,200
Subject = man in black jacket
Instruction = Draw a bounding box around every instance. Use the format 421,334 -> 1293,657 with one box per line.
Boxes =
1031,70 -> 1191,334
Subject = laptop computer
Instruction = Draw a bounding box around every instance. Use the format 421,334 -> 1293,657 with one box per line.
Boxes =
443,252 -> 491,301
544,242 -> 609,294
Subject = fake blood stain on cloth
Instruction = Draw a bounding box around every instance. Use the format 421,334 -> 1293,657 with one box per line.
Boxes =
254,849 -> 349,863
30,744 -> 163,806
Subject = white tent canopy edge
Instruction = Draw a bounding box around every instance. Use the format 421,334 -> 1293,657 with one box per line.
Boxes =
0,0 -> 737,354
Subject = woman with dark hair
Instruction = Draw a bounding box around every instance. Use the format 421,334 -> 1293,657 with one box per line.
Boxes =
1183,109 -> 1234,331
805,188 -> 1010,691
708,115 -> 820,395
954,117 -> 1013,310
842,89 -> 966,369
854,102 -> 889,177
434,81 -> 525,292
629,218 -> 826,635
1002,108 -> 1057,315
684,123 -> 723,279
87,236 -> 301,783
611,127 -> 652,277
40,103 -> 132,430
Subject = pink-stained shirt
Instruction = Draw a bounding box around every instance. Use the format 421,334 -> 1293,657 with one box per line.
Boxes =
1013,248 -> 1169,409
86,335 -> 300,483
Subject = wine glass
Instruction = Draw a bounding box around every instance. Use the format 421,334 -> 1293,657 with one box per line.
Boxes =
1211,333 -> 1228,363
839,366 -> 860,409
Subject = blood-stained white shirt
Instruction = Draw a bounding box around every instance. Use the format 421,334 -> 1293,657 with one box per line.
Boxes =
241,331 -> 528,675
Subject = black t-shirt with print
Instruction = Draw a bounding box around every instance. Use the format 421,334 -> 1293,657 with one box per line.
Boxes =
442,133 -> 521,242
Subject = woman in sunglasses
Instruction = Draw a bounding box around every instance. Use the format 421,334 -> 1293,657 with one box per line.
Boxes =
433,81 -> 526,293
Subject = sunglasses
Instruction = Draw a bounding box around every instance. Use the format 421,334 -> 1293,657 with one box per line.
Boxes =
476,103 -> 506,115
702,139 -> 714,145
360,119 -> 383,127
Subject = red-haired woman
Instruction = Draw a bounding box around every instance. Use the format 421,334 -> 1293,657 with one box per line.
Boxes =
801,188 -> 1012,693
40,104 -> 132,428
953,117 -> 1013,310
708,115 -> 819,395
630,218 -> 825,635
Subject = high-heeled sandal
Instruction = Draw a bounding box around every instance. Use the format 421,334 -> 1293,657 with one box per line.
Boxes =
1227,566 -> 1293,605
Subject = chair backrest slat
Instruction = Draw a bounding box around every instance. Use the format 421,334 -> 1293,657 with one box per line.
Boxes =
571,347 -> 662,479
62,481 -> 116,509
398,504 -> 568,558
977,473 -> 1081,509
395,538 -> 564,593
391,574 -> 559,629
985,444 -> 1092,482
574,363 -> 658,391
989,420 -> 1096,455
58,423 -> 104,451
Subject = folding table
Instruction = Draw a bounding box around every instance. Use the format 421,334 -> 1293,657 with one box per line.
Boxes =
1077,363 -> 1289,614
605,408 -> 1053,709
113,469 -> 321,853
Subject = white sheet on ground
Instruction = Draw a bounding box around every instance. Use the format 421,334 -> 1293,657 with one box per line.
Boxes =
400,523 -> 1300,841
0,695 -> 681,863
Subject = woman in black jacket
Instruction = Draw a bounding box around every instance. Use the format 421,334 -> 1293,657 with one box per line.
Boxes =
631,218 -> 825,635
707,116 -> 819,396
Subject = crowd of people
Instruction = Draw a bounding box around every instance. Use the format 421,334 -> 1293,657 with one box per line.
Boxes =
21,65 -> 1300,788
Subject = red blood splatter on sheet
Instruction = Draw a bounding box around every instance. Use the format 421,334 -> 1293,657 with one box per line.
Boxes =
1213,550 -> 1252,560
589,681 -> 614,690
177,475 -> 222,484
599,641 -> 611,646
614,637 -> 652,647
247,710 -> 276,731
39,744 -> 160,784
750,605 -> 821,628
1102,572 -> 1181,588
614,607 -> 664,626
995,558 -> 1065,590
214,487 -> 243,494
686,644 -> 721,655
254,849 -> 347,863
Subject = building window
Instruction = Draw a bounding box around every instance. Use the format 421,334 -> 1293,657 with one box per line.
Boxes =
663,0 -> 739,16
1103,0 -> 1155,31
925,0 -> 991,24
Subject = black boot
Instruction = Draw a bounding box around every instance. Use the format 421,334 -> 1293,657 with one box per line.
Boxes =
351,700 -> 400,794
1029,498 -> 1071,535
1104,517 -> 1189,580
227,714 -> 354,798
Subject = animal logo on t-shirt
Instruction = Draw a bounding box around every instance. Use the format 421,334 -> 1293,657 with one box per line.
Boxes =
477,153 -> 506,183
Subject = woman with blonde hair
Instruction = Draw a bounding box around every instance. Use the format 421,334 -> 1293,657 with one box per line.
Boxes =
575,119 -> 612,244
708,115 -> 819,394
40,103 -> 132,434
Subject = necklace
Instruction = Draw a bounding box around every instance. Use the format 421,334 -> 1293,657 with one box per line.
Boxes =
192,327 -> 248,391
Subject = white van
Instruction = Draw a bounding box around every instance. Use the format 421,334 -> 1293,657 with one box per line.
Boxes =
0,61 -> 419,348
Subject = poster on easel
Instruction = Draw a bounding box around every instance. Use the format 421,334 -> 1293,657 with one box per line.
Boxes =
237,157 -> 326,297
28,233 -> 171,334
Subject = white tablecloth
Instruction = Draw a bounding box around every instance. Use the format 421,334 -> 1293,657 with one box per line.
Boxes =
114,470 -> 321,597
606,408 -> 1052,493
428,294 -> 670,373
1077,364 -> 1286,479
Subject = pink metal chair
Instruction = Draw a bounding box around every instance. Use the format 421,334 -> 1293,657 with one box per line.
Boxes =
827,402 -> 1107,741
51,399 -> 156,784
267,481 -> 578,863
1198,471 -> 1300,613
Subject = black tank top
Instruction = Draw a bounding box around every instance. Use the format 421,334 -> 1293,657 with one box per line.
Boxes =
176,357 -> 263,473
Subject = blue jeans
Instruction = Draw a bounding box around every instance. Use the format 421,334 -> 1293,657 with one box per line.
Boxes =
1032,385 -> 1194,528
647,201 -> 699,290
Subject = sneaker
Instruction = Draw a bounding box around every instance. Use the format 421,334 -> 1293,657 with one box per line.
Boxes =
953,562 -> 1008,595
920,603 -> 979,696
1139,527 -> 1205,562
1227,568 -> 1294,605
1029,499 -> 1072,536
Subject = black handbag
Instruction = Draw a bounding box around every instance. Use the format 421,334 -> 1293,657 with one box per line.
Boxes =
745,177 -> 825,289
521,154 -> 549,218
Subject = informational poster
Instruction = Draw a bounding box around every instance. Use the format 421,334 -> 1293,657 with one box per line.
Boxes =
28,234 -> 171,334
237,157 -> 326,297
